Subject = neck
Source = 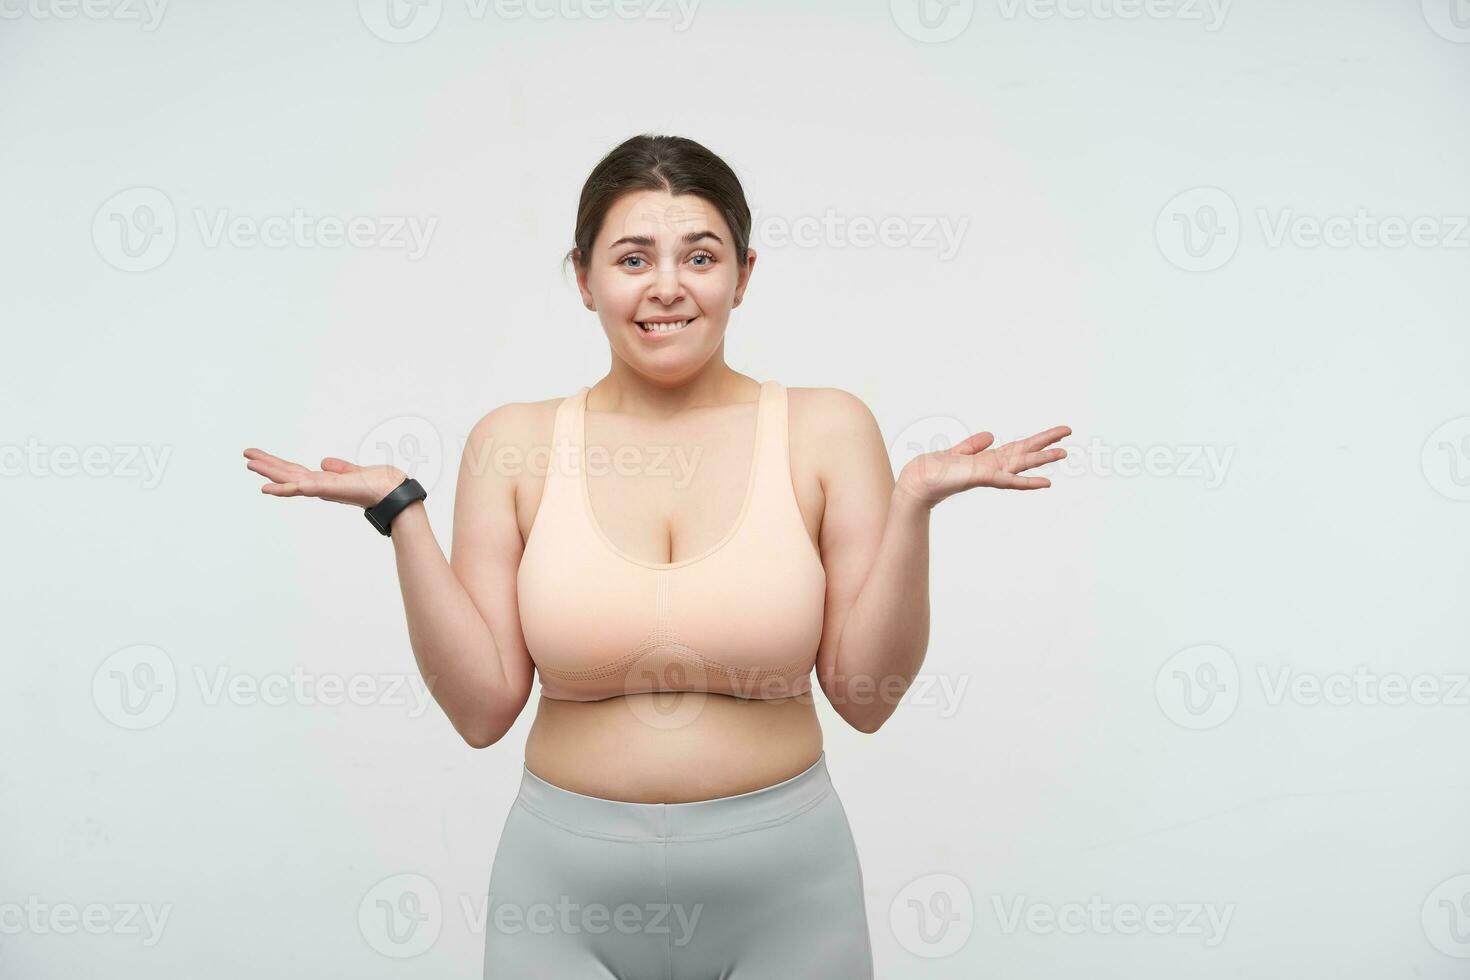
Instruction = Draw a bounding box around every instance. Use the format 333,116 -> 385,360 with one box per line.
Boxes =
589,363 -> 760,418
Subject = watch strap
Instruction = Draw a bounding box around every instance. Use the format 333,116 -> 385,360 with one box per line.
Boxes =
364,477 -> 427,536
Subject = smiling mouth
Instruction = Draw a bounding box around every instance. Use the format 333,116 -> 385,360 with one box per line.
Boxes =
637,316 -> 697,334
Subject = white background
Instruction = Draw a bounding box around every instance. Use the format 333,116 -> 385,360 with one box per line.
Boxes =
3,0 -> 1469,976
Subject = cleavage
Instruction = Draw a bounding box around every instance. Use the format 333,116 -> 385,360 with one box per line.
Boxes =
584,404 -> 758,566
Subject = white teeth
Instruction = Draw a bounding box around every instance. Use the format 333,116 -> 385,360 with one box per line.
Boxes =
639,319 -> 690,333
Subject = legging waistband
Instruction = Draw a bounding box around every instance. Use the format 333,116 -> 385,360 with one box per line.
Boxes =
514,752 -> 833,843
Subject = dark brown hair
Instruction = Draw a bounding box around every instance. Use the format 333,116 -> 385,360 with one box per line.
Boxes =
564,134 -> 752,274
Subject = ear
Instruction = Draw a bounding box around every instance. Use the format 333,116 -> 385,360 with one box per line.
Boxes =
572,249 -> 596,310
733,246 -> 757,307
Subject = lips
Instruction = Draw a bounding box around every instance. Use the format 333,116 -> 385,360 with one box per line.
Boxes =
636,316 -> 697,334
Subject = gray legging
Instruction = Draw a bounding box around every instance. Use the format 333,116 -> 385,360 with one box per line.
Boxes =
482,751 -> 875,978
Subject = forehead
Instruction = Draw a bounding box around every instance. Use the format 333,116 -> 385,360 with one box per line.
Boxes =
598,189 -> 728,246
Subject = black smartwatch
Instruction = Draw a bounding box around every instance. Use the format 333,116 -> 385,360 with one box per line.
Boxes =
364,477 -> 427,537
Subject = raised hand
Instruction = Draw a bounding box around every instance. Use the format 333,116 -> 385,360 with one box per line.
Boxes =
896,425 -> 1072,508
243,448 -> 406,509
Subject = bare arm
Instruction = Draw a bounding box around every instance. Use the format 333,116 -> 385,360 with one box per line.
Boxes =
434,403 -> 538,745
386,408 -> 536,743
244,402 -> 537,748
807,388 -> 1070,734
807,388 -> 930,734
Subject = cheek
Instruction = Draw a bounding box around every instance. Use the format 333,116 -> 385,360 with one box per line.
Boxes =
691,275 -> 737,306
594,280 -> 640,315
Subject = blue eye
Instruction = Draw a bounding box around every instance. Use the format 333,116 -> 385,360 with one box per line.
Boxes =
620,252 -> 715,270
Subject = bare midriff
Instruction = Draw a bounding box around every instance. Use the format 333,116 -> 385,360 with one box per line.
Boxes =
524,693 -> 824,803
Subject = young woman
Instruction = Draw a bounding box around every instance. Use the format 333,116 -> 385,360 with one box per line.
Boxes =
245,134 -> 1069,977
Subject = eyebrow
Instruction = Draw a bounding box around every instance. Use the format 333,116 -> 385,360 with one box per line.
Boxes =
607,230 -> 724,250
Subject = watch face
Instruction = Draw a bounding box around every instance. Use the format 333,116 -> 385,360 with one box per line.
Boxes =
364,479 -> 424,537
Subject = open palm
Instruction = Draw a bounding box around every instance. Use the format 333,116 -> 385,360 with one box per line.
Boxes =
897,425 -> 1072,507
243,448 -> 405,509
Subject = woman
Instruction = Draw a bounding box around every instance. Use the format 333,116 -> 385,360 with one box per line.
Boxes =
244,134 -> 1069,977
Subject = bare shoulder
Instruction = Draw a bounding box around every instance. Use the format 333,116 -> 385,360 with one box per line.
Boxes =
787,385 -> 881,436
786,385 -> 889,488
460,393 -> 569,482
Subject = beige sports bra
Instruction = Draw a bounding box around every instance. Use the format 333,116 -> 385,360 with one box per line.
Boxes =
516,380 -> 827,702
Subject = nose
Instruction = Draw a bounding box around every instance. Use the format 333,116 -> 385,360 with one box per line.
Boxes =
648,260 -> 685,304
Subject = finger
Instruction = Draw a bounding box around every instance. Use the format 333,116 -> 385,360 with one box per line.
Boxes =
243,448 -> 297,466
245,458 -> 305,483
261,474 -> 326,498
1011,447 -> 1067,473
997,473 -> 1051,490
244,448 -> 307,476
1018,426 -> 1072,452
951,432 -> 995,455
320,457 -> 359,473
